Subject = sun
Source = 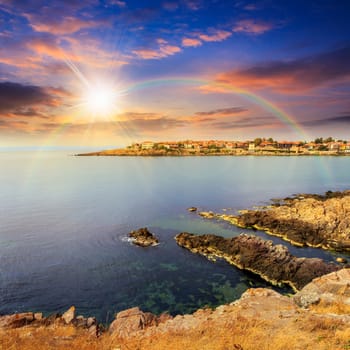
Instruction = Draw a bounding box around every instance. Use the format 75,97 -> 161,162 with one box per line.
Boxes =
82,82 -> 119,116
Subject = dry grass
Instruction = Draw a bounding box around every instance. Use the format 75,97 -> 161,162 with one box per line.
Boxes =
310,298 -> 350,315
1,313 -> 349,350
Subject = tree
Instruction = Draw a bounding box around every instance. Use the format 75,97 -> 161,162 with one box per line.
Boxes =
254,138 -> 262,146
324,137 -> 334,143
314,137 -> 323,144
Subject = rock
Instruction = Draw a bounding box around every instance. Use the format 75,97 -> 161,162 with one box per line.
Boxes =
294,268 -> 350,308
175,232 -> 339,291
336,257 -> 347,264
129,227 -> 159,247
0,313 -> 34,328
187,207 -> 197,212
88,324 -> 98,337
109,307 -> 172,338
109,307 -> 147,338
34,312 -> 43,321
225,190 -> 350,251
42,313 -> 60,326
198,211 -> 214,219
87,317 -> 96,327
62,306 -> 75,324
73,315 -> 87,328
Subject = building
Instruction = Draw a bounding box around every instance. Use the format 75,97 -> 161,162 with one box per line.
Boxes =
141,141 -> 154,150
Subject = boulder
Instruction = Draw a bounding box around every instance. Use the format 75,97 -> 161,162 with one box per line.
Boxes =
0,312 -> 34,329
109,307 -> 147,338
109,307 -> 172,338
62,306 -> 75,324
129,228 -> 159,247
294,268 -> 350,308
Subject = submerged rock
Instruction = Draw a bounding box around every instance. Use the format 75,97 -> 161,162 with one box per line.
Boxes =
129,227 -> 159,247
175,232 -> 340,291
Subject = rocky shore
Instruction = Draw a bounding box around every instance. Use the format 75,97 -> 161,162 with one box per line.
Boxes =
200,190 -> 350,252
1,269 -> 350,350
175,232 -> 340,291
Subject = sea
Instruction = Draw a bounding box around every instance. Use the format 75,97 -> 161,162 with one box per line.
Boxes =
0,151 -> 349,323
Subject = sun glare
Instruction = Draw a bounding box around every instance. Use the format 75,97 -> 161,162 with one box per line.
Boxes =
83,83 -> 119,116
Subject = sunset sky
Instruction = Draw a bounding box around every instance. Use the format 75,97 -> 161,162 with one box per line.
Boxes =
1,0 -> 350,148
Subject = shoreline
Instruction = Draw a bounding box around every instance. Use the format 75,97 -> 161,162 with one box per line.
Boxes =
76,150 -> 350,157
198,190 -> 350,252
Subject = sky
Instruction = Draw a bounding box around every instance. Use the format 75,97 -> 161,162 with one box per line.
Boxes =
0,0 -> 350,148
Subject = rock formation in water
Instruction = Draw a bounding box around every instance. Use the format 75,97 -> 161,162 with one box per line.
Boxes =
175,232 -> 340,291
129,227 -> 159,247
201,190 -> 350,252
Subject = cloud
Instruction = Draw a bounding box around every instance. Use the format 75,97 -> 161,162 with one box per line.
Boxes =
303,115 -> 350,126
119,117 -> 187,131
109,0 -> 126,8
133,44 -> 181,59
211,116 -> 277,129
22,36 -> 128,70
217,45 -> 350,93
199,30 -> 232,42
195,107 -> 248,116
163,2 -> 179,11
186,0 -> 202,11
0,81 -> 70,125
26,37 -> 65,60
182,38 -> 202,47
16,115 -> 188,136
233,19 -> 274,35
0,82 -> 57,113
243,4 -> 258,11
24,13 -> 103,35
11,107 -> 48,118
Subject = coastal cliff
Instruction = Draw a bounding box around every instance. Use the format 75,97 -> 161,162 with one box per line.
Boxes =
1,269 -> 350,350
200,190 -> 350,252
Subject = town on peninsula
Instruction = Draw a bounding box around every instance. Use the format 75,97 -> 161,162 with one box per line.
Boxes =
78,137 -> 350,156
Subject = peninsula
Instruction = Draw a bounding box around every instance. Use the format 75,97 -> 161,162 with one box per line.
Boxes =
77,137 -> 350,156
198,190 -> 350,252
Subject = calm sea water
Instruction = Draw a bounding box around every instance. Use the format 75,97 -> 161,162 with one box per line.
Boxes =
0,152 -> 349,322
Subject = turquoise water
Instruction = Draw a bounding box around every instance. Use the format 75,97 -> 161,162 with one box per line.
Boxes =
0,152 -> 349,322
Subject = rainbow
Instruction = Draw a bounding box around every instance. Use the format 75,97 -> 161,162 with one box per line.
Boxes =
123,77 -> 310,140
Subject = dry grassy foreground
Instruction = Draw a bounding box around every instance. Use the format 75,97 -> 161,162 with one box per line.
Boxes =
1,288 -> 350,350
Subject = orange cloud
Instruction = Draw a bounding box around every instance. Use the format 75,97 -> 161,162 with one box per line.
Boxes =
233,20 -> 274,35
182,38 -> 202,47
204,45 -> 350,94
25,14 -> 102,35
199,30 -> 232,42
26,39 -> 66,60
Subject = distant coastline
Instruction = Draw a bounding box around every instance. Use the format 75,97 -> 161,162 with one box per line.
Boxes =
76,138 -> 350,156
